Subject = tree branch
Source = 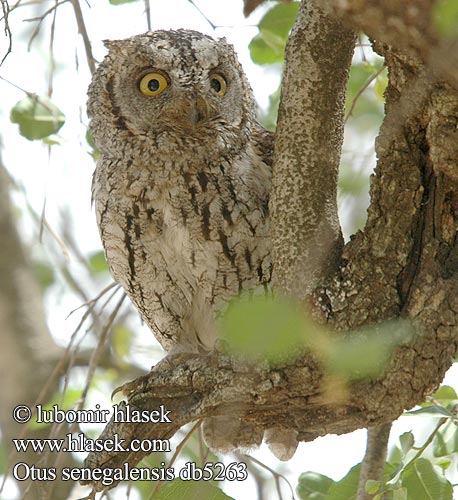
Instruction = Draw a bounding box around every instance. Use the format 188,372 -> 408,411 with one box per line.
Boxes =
356,423 -> 392,500
270,0 -> 354,299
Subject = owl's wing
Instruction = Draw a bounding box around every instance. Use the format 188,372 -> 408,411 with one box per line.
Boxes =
252,125 -> 275,168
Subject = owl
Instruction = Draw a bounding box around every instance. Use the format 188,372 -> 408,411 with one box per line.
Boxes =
88,29 -> 296,460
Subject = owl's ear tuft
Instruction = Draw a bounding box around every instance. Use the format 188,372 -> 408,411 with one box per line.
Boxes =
104,39 -> 125,53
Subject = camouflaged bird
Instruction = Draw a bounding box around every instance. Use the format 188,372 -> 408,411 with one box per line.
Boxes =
89,29 -> 297,460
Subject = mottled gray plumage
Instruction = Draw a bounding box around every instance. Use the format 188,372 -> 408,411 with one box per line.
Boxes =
89,29 -> 295,459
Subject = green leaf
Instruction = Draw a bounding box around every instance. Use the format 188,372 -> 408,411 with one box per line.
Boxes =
41,134 -> 63,146
402,458 -> 453,500
220,294 -> 314,364
393,487 -> 408,500
297,471 -> 334,500
86,128 -> 100,160
249,30 -> 286,64
399,431 -> 415,455
153,479 -> 234,500
365,479 -> 381,494
249,2 -> 299,65
433,0 -> 458,38
33,262 -> 55,290
326,320 -> 409,381
10,95 -> 65,140
88,250 -> 109,274
374,68 -> 388,101
258,2 -> 300,38
326,464 -> 361,500
112,324 -> 133,361
404,406 -> 453,418
260,86 -> 281,131
433,421 -> 458,457
435,457 -> 452,470
429,385 -> 458,406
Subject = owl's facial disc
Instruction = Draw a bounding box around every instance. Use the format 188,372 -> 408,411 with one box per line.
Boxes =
135,68 -> 226,132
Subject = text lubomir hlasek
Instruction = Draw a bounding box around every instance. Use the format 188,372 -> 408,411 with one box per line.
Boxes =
34,404 -> 171,424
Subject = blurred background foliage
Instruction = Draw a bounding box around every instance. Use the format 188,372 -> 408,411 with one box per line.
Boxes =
1,1 -> 457,500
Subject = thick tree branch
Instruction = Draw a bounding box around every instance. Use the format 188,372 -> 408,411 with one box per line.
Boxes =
320,0 -> 458,87
270,0 -> 354,299
356,423 -> 392,500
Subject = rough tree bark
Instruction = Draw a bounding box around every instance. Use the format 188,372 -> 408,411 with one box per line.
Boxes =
83,0 -> 458,494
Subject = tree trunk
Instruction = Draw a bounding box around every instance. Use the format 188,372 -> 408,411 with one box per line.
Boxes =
0,158 -> 74,500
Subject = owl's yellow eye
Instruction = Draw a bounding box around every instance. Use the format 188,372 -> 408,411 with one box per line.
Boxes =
210,73 -> 227,96
139,72 -> 169,96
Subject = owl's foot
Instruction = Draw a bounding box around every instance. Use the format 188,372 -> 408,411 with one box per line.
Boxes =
202,415 -> 263,455
264,427 -> 299,461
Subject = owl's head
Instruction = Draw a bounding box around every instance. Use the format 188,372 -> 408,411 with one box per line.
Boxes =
88,29 -> 256,156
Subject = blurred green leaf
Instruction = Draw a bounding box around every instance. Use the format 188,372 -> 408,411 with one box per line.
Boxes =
249,2 -> 299,65
393,488 -> 408,500
402,458 -> 453,500
112,324 -> 133,362
338,165 -> 369,196
88,250 -> 109,274
136,454 -> 169,498
297,471 -> 334,500
260,86 -> 281,131
42,134 -> 63,146
326,464 -> 361,500
259,2 -> 299,38
326,320 -> 410,381
404,406 -> 453,418
433,0 -> 458,38
399,431 -> 415,455
433,421 -> 458,457
154,479 -> 234,500
435,457 -> 452,470
86,129 -> 100,161
428,385 -> 458,407
374,68 -> 388,101
28,388 -> 82,430
345,61 -> 385,125
10,95 -> 65,140
220,294 -> 313,364
249,30 -> 286,64
33,262 -> 55,290
365,480 -> 381,494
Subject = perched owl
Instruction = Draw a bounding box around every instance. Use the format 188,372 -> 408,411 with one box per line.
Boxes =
88,29 -> 296,460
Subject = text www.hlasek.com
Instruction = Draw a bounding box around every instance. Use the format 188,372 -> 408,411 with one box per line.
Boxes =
13,433 -> 170,453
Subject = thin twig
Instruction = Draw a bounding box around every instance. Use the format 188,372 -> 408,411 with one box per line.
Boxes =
47,0 -> 58,96
25,0 -> 69,51
1,0 -> 12,65
234,451 -> 266,500
66,281 -> 118,318
150,419 -> 204,498
242,454 -> 296,500
345,65 -> 385,123
187,0 -> 216,31
78,293 -> 126,406
144,0 -> 151,31
70,0 -> 95,74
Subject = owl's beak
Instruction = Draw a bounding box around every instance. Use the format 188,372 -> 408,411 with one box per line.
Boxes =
185,95 -> 209,126
166,94 -> 211,130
